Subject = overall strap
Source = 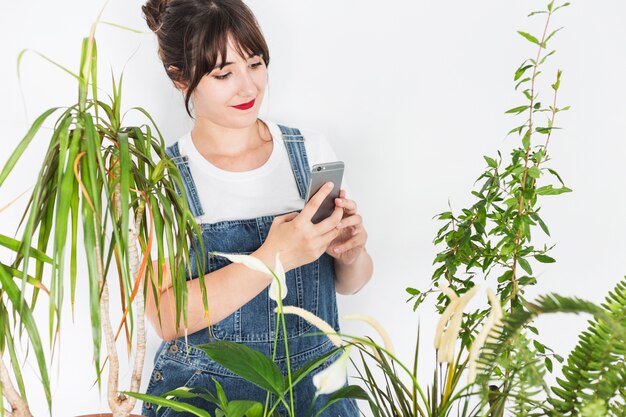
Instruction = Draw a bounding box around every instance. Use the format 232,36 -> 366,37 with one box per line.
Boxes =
278,124 -> 311,200
165,142 -> 205,217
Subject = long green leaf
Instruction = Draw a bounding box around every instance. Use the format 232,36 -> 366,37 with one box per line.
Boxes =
0,107 -> 60,187
196,341 -> 285,396
313,385 -> 369,417
121,391 -> 212,417
0,265 -> 52,413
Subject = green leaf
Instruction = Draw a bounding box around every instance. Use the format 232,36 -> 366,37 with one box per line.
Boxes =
285,348 -> 339,391
0,235 -> 52,264
552,69 -> 563,91
213,378 -> 229,408
536,185 -> 572,195
547,168 -> 565,185
514,64 -> 533,81
483,155 -> 498,168
505,105 -> 530,115
0,266 -> 52,412
528,166 -> 541,179
517,31 -> 542,47
226,401 -> 264,417
406,287 -> 420,296
122,391 -> 212,417
545,28 -> 564,46
196,341 -> 285,395
535,254 -> 556,263
522,131 -> 531,149
544,357 -> 553,373
533,339 -> 546,353
517,257 -> 533,275
0,107 -> 60,187
313,385 -> 369,417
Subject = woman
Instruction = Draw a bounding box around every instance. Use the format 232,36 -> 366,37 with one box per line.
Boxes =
141,0 -> 373,415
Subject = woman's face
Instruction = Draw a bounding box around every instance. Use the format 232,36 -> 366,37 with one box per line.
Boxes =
190,37 -> 267,129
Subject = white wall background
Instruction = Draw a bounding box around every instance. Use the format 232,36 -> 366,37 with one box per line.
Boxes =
1,0 -> 625,416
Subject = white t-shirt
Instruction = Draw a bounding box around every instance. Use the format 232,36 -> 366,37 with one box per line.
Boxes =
178,119 -> 348,224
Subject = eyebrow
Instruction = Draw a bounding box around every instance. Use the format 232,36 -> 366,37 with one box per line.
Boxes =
215,55 -> 261,69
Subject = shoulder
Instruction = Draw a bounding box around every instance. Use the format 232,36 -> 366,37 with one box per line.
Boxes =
265,119 -> 335,155
165,131 -> 192,159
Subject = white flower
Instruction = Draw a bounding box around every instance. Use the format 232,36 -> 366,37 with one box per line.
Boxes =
312,346 -> 351,396
211,251 -> 287,301
275,305 -> 344,348
211,252 -> 271,274
267,252 -> 287,301
467,288 -> 503,383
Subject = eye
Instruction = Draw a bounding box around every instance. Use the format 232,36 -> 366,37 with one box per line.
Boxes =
250,61 -> 264,69
213,72 -> 231,80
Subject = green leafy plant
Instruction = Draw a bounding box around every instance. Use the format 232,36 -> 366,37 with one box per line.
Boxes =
476,278 -> 626,416
124,253 -> 369,417
0,5 -> 206,416
406,0 -> 572,399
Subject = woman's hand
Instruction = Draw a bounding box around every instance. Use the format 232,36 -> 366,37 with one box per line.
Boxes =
325,189 -> 368,265
258,182 -> 344,271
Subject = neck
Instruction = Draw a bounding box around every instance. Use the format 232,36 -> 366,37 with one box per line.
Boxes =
190,119 -> 270,157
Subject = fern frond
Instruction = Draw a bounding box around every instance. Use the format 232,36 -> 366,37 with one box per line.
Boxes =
475,278 -> 626,416
548,278 -> 626,416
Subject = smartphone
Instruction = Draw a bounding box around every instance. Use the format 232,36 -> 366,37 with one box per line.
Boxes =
305,161 -> 344,224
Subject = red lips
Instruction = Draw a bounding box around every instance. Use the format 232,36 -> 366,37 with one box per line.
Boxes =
232,98 -> 255,110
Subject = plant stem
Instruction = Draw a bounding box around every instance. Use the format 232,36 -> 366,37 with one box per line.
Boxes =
124,200 -> 147,414
0,357 -> 32,417
280,308 -> 295,417
511,8 -> 554,305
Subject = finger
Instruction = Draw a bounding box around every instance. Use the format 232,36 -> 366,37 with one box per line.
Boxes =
335,197 -> 357,215
300,182 -> 335,221
320,225 -> 341,248
333,233 -> 367,254
276,211 -> 299,223
339,189 -> 346,199
315,205 -> 344,234
337,214 -> 363,229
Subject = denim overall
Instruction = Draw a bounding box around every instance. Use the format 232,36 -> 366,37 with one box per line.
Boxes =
141,124 -> 359,417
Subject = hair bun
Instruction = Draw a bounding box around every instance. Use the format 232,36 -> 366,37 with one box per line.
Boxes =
142,0 -> 169,33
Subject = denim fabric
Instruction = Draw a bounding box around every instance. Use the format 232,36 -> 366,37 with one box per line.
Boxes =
142,125 -> 359,417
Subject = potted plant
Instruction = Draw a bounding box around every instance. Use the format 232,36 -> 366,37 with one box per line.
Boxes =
0,4 -> 206,416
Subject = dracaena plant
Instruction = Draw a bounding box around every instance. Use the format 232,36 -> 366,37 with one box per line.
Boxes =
0,6 -> 205,417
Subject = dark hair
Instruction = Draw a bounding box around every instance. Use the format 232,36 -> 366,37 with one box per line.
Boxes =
142,0 -> 270,118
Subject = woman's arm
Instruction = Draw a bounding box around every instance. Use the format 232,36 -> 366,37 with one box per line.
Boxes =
325,189 -> 374,295
334,247 -> 374,295
145,244 -> 277,341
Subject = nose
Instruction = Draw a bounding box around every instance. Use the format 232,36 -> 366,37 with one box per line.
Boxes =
238,68 -> 258,97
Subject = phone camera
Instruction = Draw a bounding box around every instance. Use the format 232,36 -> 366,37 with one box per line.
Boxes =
316,166 -> 322,171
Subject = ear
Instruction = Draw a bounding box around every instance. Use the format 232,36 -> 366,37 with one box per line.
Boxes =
167,65 -> 189,94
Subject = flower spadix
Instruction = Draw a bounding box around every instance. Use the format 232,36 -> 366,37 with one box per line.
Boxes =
312,346 -> 352,396
435,284 -> 480,363
274,305 -> 343,348
467,288 -> 503,383
343,314 -> 395,359
212,251 -> 287,301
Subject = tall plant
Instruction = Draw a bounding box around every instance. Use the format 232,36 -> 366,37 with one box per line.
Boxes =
407,0 -> 572,390
0,5 -> 205,417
